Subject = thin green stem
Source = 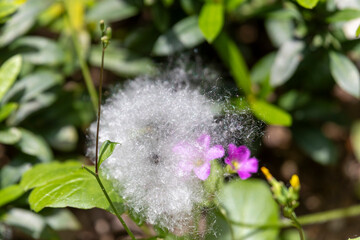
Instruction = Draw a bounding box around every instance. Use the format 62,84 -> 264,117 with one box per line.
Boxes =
63,2 -> 98,112
95,47 -> 105,174
83,167 -> 137,240
291,212 -> 305,240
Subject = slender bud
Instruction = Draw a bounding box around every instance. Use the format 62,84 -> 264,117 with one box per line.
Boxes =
99,20 -> 105,32
106,27 -> 112,40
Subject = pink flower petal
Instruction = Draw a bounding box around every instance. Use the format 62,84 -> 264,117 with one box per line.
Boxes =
173,142 -> 199,159
205,145 -> 225,161
193,162 -> 211,180
237,157 -> 258,179
197,134 -> 210,150
233,145 -> 251,162
237,171 -> 251,180
228,143 -> 238,156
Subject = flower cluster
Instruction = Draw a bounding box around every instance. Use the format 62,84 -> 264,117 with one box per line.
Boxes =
173,134 -> 258,181
88,75 -> 260,232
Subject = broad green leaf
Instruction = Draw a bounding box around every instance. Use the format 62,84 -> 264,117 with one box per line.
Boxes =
351,121 -> 360,162
0,160 -> 31,188
12,37 -> 64,66
327,9 -> 360,23
0,2 -> 17,20
199,2 -> 224,43
357,24 -> 360,37
20,161 -> 82,191
215,179 -> 280,240
296,0 -> 319,9
251,52 -> 276,84
281,229 -> 302,240
44,209 -> 81,231
98,140 -> 119,168
329,51 -> 360,98
0,55 -> 22,101
213,32 -> 252,95
180,0 -> 199,15
151,2 -> 170,32
45,125 -> 78,152
265,18 -> 294,47
27,164 -> 124,215
0,185 -> 24,207
0,127 -> 22,144
90,46 -> 156,77
16,128 -> 53,162
86,0 -> 138,23
0,0 -> 52,47
0,103 -> 18,122
270,40 -> 304,87
3,208 -> 59,239
64,0 -> 84,30
152,16 -> 205,56
293,127 -> 338,165
250,99 -> 292,126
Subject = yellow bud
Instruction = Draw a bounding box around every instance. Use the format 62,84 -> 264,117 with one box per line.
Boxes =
261,167 -> 273,181
290,174 -> 300,191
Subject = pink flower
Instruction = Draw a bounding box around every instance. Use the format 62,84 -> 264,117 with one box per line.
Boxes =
225,144 -> 258,180
173,134 -> 225,180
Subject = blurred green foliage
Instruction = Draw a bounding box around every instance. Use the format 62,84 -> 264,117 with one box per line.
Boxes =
0,0 -> 359,239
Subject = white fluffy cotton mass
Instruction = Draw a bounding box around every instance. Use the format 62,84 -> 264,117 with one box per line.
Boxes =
88,78 -> 220,231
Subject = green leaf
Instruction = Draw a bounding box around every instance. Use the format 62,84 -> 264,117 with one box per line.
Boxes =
0,2 -> 17,20
43,209 -> 81,231
351,121 -> 360,162
12,37 -> 64,66
90,45 -> 156,77
213,32 -> 252,95
270,40 -> 304,87
329,51 -> 360,98
293,127 -> 338,165
151,2 -> 170,32
225,0 -> 245,12
296,0 -> 319,9
250,99 -> 292,126
199,2 -> 224,43
45,125 -> 78,152
3,208 -> 59,239
0,55 -> 22,101
0,185 -> 24,207
0,103 -> 18,122
0,160 -> 31,188
327,9 -> 360,23
215,179 -> 280,240
152,16 -> 205,56
15,128 -> 53,162
357,25 -> 360,37
98,140 -> 119,168
349,237 -> 360,240
265,17 -> 294,47
86,0 -> 138,23
251,52 -> 276,84
0,0 -> 52,47
26,163 -> 124,215
0,127 -> 22,144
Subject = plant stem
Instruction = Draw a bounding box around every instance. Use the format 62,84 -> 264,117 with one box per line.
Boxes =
63,2 -> 98,112
95,47 -> 105,174
84,167 -> 137,240
291,212 -> 305,240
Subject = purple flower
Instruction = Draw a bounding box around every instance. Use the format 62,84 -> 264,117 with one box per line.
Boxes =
225,144 -> 258,180
173,134 -> 225,180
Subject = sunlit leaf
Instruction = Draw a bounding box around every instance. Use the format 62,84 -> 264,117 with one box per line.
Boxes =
2,208 -> 59,239
86,0 -> 138,23
0,185 -> 24,207
64,0 -> 84,30
12,37 -> 64,66
98,140 -> 119,168
0,55 -> 22,101
15,128 -> 53,162
265,17 -> 294,47
0,103 -> 18,122
329,51 -> 360,98
225,0 -> 245,12
0,0 -> 52,47
90,45 -> 156,77
0,127 -> 22,144
251,52 -> 276,84
293,127 -> 338,165
152,16 -> 205,56
210,179 -> 280,240
327,9 -> 360,23
270,40 -> 304,87
0,160 -> 31,188
296,0 -> 319,9
0,2 -> 17,20
45,125 -> 78,152
213,32 -> 252,95
250,99 -> 292,126
24,162 -> 124,215
199,2 -> 224,43
43,209 -> 81,231
351,121 -> 360,162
